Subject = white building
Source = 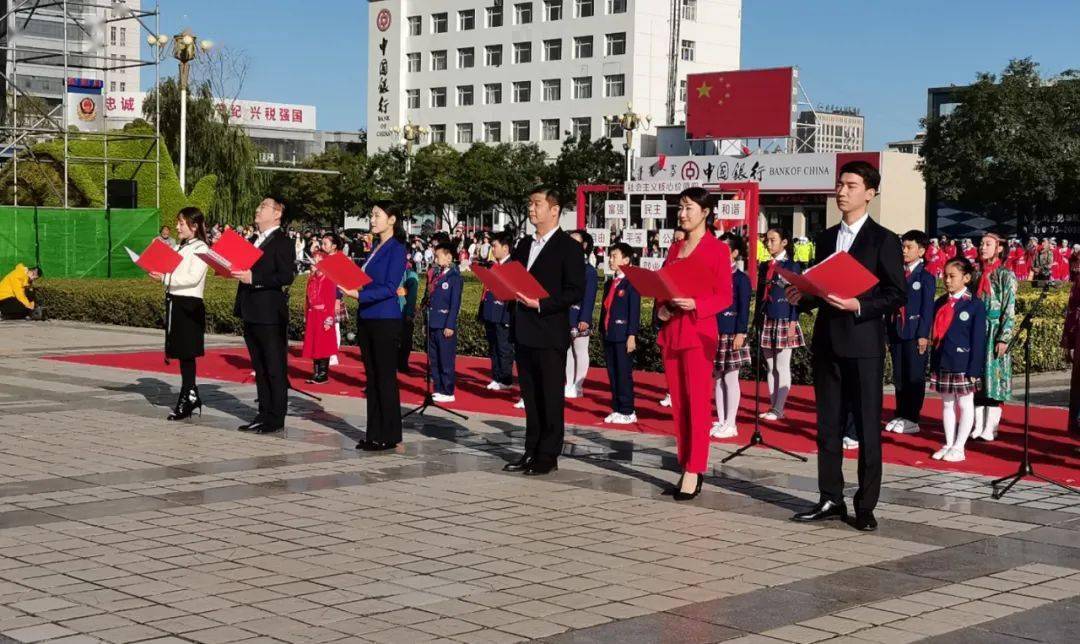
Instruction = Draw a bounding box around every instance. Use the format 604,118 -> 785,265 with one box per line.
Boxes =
367,0 -> 742,156
795,109 -> 865,153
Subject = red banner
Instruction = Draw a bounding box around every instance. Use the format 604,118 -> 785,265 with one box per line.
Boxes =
685,67 -> 796,140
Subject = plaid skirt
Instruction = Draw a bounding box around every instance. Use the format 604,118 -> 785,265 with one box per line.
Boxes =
714,333 -> 751,375
761,317 -> 805,350
930,370 -> 980,395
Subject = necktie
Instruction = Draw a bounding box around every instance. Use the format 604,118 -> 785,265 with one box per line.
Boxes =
896,266 -> 913,328
603,278 -> 622,330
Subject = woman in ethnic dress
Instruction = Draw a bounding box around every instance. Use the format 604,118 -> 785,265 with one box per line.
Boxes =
970,233 -> 1017,442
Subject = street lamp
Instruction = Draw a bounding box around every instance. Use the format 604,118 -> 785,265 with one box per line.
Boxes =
149,29 -> 212,192
392,120 -> 428,173
605,104 -> 652,183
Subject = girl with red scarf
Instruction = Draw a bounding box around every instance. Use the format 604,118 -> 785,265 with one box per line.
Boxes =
301,251 -> 340,383
929,257 -> 987,462
971,234 -> 1017,442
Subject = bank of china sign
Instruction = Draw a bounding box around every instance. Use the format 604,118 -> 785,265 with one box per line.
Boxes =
627,153 -> 838,194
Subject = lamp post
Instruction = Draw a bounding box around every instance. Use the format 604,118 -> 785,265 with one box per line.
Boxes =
605,104 -> 651,228
392,120 -> 428,174
149,29 -> 212,192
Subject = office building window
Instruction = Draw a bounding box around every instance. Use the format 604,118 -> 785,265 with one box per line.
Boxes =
682,0 -> 698,21
543,38 -> 562,61
110,81 -> 116,92
544,0 -> 563,21
430,124 -> 446,143
487,5 -> 504,27
513,42 -> 532,64
408,16 -> 421,36
119,27 -> 126,46
680,39 -> 695,62
407,52 -> 421,72
432,13 -> 448,33
484,83 -> 503,104
605,32 -> 626,56
572,117 -> 591,140
573,36 -> 593,58
604,74 -> 625,97
458,9 -> 475,30
457,123 -> 473,144
458,47 -> 475,68
679,79 -> 687,102
110,26 -> 116,45
431,50 -> 447,71
576,0 -> 594,18
513,81 -> 531,103
572,76 -> 592,99
542,79 -> 561,101
430,87 -> 447,108
457,85 -> 474,106
606,120 -> 623,139
485,44 -> 503,67
542,118 -> 561,141
513,120 -> 531,142
607,0 -> 627,14
515,3 -> 533,24
406,89 -> 420,109
484,122 -> 502,143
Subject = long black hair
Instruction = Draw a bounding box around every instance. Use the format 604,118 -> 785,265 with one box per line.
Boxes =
177,206 -> 208,244
372,200 -> 407,244
677,187 -> 715,229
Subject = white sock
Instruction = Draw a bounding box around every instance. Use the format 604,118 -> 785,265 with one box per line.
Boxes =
723,370 -> 741,428
572,335 -> 590,387
985,405 -> 1002,436
973,405 -> 985,437
773,349 -> 792,412
942,394 -> 957,447
714,377 -> 724,425
953,393 -> 976,451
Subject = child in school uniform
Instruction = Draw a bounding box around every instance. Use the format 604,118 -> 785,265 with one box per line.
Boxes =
712,234 -> 752,438
756,227 -> 804,420
929,257 -> 987,462
479,231 -> 515,391
886,230 -> 936,435
600,243 -> 640,424
427,243 -> 463,403
566,230 -> 599,399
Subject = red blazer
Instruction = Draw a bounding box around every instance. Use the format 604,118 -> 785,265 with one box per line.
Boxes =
657,233 -> 733,353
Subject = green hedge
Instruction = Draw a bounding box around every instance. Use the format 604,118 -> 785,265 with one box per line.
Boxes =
35,275 -> 1070,384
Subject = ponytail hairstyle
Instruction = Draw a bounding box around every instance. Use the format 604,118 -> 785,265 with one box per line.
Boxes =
177,207 -> 208,244
945,256 -> 975,282
372,200 -> 407,244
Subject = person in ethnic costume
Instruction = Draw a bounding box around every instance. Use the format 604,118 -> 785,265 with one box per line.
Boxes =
970,233 -> 1017,442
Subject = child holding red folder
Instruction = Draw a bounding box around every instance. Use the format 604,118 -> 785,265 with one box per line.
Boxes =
756,227 -> 804,421
712,233 -> 752,438
600,243 -> 640,424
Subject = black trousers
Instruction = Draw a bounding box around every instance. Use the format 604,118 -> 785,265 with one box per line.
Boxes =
398,316 -> 415,372
0,297 -> 31,319
889,339 -> 927,422
243,321 -> 288,427
813,347 -> 885,514
357,318 -> 402,444
485,321 -> 514,386
516,345 -> 567,464
604,340 -> 635,414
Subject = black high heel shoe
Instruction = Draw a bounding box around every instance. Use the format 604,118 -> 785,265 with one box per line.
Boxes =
168,386 -> 202,421
673,473 -> 703,501
662,475 -> 684,496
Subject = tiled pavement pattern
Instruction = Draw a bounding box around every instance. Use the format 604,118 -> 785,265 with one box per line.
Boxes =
0,322 -> 1077,643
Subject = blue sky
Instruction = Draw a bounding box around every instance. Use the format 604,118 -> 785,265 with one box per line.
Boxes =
148,0 -> 1078,149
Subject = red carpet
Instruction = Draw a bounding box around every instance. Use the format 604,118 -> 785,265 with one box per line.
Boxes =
48,347 -> 1079,485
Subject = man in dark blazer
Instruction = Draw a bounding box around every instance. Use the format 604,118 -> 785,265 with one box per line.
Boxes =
233,197 -> 296,433
505,186 -> 585,475
787,161 -> 906,532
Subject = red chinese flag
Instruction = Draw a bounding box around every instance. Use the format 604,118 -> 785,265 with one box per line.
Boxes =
685,67 -> 796,140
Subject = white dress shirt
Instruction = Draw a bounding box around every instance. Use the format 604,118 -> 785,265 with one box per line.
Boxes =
165,239 -> 210,299
527,227 -> 559,271
254,225 -> 280,249
836,212 -> 870,253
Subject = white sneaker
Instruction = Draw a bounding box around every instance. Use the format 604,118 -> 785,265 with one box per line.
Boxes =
710,423 -> 738,439
842,437 -> 859,450
895,420 -> 921,435
759,409 -> 783,421
608,413 -> 637,425
659,394 -> 672,407
564,385 -> 579,399
603,412 -> 616,423
432,393 -> 455,403
485,381 -> 499,390
943,448 -> 966,462
513,399 -> 525,409
885,418 -> 903,433
931,445 -> 952,460
979,429 -> 996,442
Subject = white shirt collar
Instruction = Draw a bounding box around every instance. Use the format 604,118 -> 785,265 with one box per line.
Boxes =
906,259 -> 922,272
533,227 -> 558,245
613,270 -> 625,279
949,288 -> 968,300
840,212 -> 870,237
258,225 -> 280,240
771,250 -> 788,262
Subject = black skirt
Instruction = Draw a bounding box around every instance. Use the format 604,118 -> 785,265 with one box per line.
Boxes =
166,294 -> 206,359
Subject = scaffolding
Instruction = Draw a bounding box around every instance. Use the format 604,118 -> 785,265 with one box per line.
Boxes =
0,0 -> 161,209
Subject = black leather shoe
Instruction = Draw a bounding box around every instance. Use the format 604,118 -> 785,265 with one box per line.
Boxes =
237,420 -> 262,431
523,461 -> 558,476
792,500 -> 848,522
673,473 -> 704,501
357,440 -> 398,451
853,512 -> 878,532
250,422 -> 283,434
503,455 -> 535,472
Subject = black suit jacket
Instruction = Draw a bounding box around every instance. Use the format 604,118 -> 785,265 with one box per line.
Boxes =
510,229 -> 586,350
233,228 -> 297,325
803,217 -> 905,358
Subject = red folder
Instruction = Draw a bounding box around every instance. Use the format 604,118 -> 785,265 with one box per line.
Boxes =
622,256 -> 719,301
492,261 -> 549,300
125,238 -> 182,274
622,265 -> 682,301
776,251 -> 879,300
196,229 -> 263,278
315,252 -> 371,291
472,265 -> 518,301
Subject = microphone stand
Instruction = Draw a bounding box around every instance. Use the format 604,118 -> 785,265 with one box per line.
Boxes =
990,281 -> 1077,499
403,301 -> 467,420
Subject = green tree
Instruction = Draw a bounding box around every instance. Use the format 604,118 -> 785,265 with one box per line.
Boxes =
546,135 -> 624,209
409,142 -> 464,229
920,58 -> 1080,234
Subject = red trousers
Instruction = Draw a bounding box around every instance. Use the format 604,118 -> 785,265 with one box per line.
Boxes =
664,340 -> 718,474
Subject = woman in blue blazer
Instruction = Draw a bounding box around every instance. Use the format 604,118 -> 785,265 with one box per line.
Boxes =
565,230 -> 598,398
343,202 -> 407,451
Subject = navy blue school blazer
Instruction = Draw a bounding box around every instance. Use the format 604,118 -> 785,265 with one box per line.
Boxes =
599,276 -> 641,343
717,269 -> 752,335
478,288 -> 510,325
930,293 -> 987,378
427,265 -> 463,330
756,258 -> 802,322
890,262 -> 936,342
569,262 -> 599,329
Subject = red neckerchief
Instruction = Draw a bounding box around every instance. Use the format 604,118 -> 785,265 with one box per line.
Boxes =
764,259 -> 778,302
977,260 -> 1001,298
932,292 -> 967,346
428,267 -> 449,307
895,264 -> 915,328
603,275 -> 623,330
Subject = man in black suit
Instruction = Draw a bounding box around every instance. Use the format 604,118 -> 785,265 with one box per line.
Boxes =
505,186 -> 585,475
786,161 -> 906,531
233,197 -> 296,433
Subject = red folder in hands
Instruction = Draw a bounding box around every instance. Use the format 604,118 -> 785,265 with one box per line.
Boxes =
623,257 -> 718,301
125,238 -> 182,274
776,251 -> 879,300
492,261 -> 549,300
196,229 -> 263,278
622,265 -> 682,301
315,252 -> 371,291
472,265 -> 518,301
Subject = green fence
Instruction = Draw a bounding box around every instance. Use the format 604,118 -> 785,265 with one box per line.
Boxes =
0,206 -> 159,278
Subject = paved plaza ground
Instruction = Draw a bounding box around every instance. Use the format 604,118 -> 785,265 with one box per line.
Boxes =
0,321 -> 1077,644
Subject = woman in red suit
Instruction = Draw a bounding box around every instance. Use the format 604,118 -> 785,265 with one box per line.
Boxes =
656,187 -> 733,500
301,251 -> 340,384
